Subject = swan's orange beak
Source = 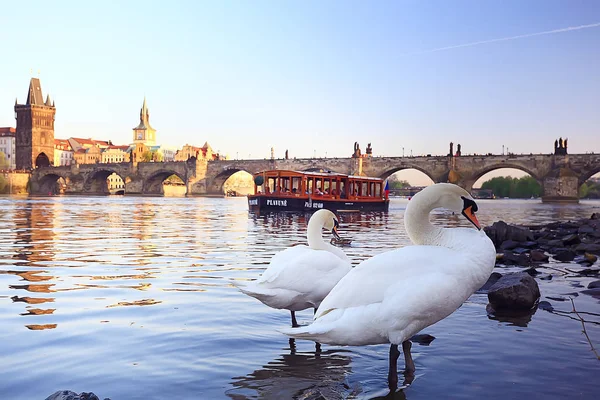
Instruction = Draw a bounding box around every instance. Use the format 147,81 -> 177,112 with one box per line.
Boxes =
462,206 -> 481,230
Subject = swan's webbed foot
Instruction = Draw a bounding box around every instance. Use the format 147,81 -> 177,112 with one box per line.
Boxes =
402,340 -> 415,373
388,343 -> 400,391
291,310 -> 299,328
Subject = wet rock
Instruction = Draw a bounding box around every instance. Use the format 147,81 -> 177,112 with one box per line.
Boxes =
592,213 -> 599,220
488,272 -> 540,311
554,250 -> 576,262
538,301 -> 554,311
523,267 -> 539,276
581,288 -> 600,299
512,247 -> 530,255
574,255 -> 592,265
501,252 -> 530,266
410,334 -> 436,346
539,274 -> 552,280
521,241 -> 538,248
530,250 -> 549,262
500,240 -> 520,250
575,243 -> 600,254
484,221 -> 534,247
477,272 -> 502,293
578,225 -> 595,235
588,280 -> 600,289
585,253 -> 598,263
45,391 -> 108,400
547,239 -> 564,248
562,234 -> 581,246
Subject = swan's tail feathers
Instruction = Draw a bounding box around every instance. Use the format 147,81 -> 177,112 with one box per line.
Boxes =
279,323 -> 331,342
231,280 -> 278,302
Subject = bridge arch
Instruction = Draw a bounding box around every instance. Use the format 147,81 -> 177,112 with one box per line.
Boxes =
85,168 -> 128,195
144,170 -> 187,195
35,153 -> 51,168
206,168 -> 254,195
378,166 -> 437,183
466,164 -> 543,192
36,173 -> 67,195
579,167 -> 600,186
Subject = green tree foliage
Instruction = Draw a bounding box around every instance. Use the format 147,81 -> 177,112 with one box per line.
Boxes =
0,151 -> 8,169
481,176 -> 542,198
141,151 -> 153,162
580,180 -> 600,199
387,174 -> 411,189
0,175 -> 7,193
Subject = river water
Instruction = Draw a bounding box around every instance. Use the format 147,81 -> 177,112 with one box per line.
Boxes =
0,196 -> 599,400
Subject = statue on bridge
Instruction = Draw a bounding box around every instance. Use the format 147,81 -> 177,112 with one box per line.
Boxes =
554,137 -> 568,155
353,142 -> 361,158
449,142 -> 454,157
366,143 -> 372,157
285,149 -> 289,160
456,143 -> 462,157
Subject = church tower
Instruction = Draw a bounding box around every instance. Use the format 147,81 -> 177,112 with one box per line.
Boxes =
14,78 -> 56,169
132,97 -> 156,146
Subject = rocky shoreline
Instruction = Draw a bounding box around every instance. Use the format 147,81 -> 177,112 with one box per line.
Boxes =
481,213 -> 600,313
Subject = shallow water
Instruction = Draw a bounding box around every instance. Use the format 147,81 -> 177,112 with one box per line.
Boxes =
0,196 -> 599,399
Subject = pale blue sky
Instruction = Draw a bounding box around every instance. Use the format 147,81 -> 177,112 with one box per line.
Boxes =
1,0 -> 599,166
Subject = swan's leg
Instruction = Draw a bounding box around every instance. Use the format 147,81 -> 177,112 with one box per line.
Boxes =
402,340 -> 415,373
313,308 -> 322,352
388,344 -> 400,391
291,311 -> 299,327
289,338 -> 296,354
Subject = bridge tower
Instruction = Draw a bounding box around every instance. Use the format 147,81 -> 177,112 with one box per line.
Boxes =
14,78 -> 56,169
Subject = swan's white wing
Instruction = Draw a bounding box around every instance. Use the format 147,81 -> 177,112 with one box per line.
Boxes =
315,245 -> 466,319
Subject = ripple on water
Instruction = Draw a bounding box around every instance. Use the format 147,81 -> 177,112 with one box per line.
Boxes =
0,196 -> 599,399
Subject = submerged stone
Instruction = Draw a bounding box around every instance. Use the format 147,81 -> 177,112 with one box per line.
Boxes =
488,272 -> 540,311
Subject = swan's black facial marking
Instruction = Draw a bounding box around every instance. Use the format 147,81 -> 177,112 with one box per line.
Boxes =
332,218 -> 342,240
460,196 -> 481,230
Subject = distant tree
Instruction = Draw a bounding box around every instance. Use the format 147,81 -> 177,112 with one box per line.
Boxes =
481,175 -> 541,198
0,151 -> 8,169
152,151 -> 164,162
141,151 -> 153,162
387,174 -> 411,189
580,180 -> 600,199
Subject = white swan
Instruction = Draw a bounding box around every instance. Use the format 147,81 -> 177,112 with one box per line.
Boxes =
281,183 -> 496,390
235,209 -> 352,327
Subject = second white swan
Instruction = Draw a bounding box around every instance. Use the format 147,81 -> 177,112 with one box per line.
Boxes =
282,183 -> 497,390
235,209 -> 352,327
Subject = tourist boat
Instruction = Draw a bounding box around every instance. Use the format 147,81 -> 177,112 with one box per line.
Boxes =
247,170 -> 390,212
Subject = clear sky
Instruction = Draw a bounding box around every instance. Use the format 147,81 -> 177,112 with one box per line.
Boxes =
1,0 -> 599,167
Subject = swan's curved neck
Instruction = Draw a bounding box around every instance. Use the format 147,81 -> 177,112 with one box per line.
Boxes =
307,217 -> 348,260
404,192 -> 445,246
307,220 -> 330,250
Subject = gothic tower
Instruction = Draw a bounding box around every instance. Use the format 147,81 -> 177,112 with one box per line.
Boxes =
132,97 -> 156,146
14,78 -> 56,169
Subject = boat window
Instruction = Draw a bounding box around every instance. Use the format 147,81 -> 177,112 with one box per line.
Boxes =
291,177 -> 301,194
323,179 -> 330,195
362,182 -> 369,197
374,182 -> 381,197
307,178 -> 313,194
330,180 -> 338,196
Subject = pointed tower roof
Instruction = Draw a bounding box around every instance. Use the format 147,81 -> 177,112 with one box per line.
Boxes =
45,94 -> 52,106
26,78 -> 44,106
134,97 -> 154,130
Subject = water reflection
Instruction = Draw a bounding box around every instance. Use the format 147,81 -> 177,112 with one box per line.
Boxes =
228,340 -> 353,399
0,197 -> 599,400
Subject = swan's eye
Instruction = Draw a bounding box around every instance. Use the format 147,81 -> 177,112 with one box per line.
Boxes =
461,196 -> 478,212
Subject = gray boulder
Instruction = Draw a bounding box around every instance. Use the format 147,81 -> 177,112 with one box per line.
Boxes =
484,221 -> 534,247
488,272 -> 540,311
45,391 -> 109,400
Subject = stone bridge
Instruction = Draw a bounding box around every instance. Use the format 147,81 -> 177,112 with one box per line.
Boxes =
30,153 -> 600,202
